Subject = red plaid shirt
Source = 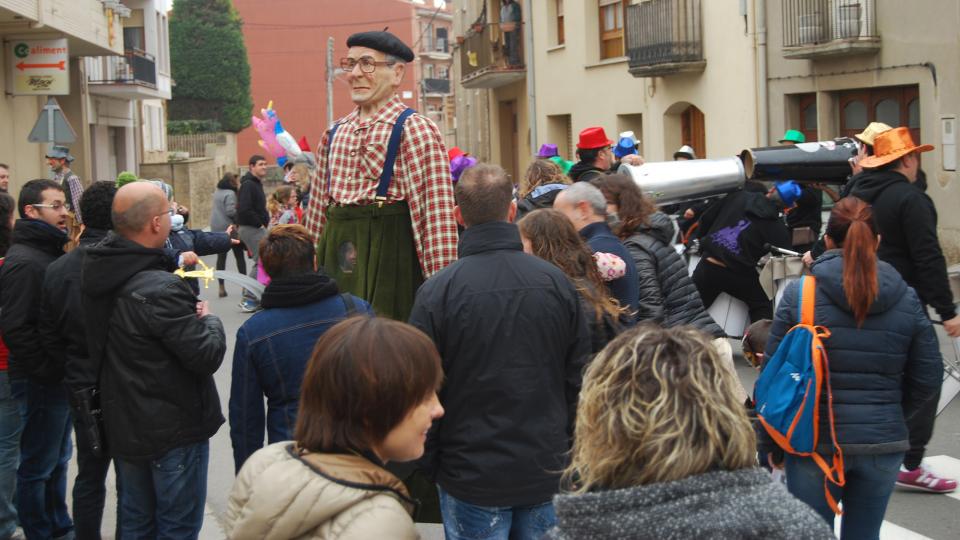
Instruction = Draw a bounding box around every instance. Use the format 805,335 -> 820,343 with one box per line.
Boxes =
304,96 -> 457,277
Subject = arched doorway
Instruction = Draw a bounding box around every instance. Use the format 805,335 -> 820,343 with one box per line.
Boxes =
663,102 -> 705,160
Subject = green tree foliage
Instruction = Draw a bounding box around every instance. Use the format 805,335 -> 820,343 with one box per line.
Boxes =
169,0 -> 252,133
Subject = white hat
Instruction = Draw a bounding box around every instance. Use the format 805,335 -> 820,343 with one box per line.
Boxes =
618,131 -> 640,145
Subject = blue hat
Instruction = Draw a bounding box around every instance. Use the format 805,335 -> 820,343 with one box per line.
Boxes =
614,137 -> 638,159
775,181 -> 802,207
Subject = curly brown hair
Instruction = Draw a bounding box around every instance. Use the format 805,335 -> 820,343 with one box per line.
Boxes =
589,174 -> 657,238
517,209 -> 622,322
518,159 -> 570,199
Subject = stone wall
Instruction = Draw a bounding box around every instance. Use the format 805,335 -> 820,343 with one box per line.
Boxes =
140,157 -> 218,230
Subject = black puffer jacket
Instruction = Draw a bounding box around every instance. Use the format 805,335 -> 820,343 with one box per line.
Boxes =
81,232 -> 227,460
0,219 -> 67,381
624,213 -> 723,337
765,251 -> 942,454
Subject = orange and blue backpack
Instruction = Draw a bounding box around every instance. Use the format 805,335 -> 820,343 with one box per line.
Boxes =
754,275 -> 846,513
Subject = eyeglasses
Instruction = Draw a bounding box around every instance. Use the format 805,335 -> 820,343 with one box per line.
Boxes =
154,208 -> 175,220
340,56 -> 396,73
31,202 -> 66,211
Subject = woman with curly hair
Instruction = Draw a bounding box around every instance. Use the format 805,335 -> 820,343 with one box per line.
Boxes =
518,209 -> 623,352
544,325 -> 833,539
516,159 -> 571,220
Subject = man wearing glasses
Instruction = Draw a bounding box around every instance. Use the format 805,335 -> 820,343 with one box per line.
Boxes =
0,179 -> 72,539
304,30 -> 457,322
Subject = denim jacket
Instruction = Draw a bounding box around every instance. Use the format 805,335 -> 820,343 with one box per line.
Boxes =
229,293 -> 372,472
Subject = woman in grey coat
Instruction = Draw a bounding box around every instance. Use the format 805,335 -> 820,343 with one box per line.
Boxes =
211,172 -> 247,297
545,325 -> 834,540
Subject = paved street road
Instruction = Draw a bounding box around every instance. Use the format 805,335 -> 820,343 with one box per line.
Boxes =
67,254 -> 960,539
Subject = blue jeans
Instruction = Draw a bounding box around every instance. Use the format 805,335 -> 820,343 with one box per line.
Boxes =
13,379 -> 73,539
786,452 -> 905,540
115,441 -> 209,540
0,372 -> 23,539
438,486 -> 557,540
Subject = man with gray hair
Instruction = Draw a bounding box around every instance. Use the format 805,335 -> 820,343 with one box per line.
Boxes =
553,182 -> 639,319
410,163 -> 590,539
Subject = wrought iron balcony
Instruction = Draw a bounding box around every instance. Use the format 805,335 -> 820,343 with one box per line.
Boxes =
423,78 -> 451,95
460,22 -> 525,89
782,0 -> 879,59
626,0 -> 705,78
88,48 -> 157,88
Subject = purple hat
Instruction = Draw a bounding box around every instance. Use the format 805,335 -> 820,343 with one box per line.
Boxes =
536,143 -> 559,159
451,155 -> 478,183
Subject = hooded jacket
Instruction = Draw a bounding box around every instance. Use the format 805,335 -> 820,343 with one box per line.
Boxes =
224,442 -> 418,540
81,232 -> 226,460
0,219 -> 67,381
568,161 -> 604,183
39,228 -> 108,391
516,183 -> 567,220
624,212 -> 723,336
698,190 -> 791,272
211,176 -> 239,232
846,169 -> 956,321
237,171 -> 269,228
765,251 -> 943,454
545,468 -> 833,540
409,221 -> 591,507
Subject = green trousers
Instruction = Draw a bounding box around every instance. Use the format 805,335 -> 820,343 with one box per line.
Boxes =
317,202 -> 424,321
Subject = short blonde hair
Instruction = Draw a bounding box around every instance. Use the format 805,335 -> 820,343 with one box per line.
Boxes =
565,324 -> 756,492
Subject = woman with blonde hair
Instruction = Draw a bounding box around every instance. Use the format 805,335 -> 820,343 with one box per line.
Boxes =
516,159 -> 571,219
518,209 -> 624,352
545,325 -> 833,539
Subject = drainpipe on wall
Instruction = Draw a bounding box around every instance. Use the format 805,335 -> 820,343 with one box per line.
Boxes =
524,0 -> 537,156
756,0 -> 769,146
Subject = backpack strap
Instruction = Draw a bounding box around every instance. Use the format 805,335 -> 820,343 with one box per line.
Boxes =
377,108 -> 416,200
799,275 -> 816,326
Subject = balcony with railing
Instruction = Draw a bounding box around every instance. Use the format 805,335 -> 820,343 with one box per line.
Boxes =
782,0 -> 879,59
423,78 -> 451,96
460,22 -> 525,89
626,0 -> 705,78
87,47 -> 169,99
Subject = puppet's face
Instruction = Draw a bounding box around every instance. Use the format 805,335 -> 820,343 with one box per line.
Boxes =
345,46 -> 404,108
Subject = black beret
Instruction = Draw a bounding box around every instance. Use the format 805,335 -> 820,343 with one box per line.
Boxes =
346,31 -> 415,62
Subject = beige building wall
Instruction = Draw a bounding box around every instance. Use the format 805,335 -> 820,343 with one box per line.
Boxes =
764,0 -> 960,261
532,0 -> 759,163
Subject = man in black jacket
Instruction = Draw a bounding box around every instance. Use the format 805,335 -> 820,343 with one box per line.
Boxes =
236,154 -> 270,312
846,127 -> 958,493
692,182 -> 794,322
0,179 -> 72,539
80,182 -> 227,538
39,181 -> 117,539
409,163 -> 591,539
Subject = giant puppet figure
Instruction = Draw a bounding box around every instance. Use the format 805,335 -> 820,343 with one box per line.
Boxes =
304,31 -> 457,320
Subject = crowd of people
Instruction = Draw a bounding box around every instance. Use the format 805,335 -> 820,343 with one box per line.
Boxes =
0,28 -> 956,540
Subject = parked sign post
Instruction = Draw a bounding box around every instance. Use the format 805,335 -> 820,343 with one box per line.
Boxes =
7,38 -> 69,95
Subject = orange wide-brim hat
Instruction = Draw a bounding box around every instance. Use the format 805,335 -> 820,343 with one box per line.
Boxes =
859,126 -> 934,169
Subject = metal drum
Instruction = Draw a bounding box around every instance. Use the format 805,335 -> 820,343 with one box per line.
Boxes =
740,138 -> 858,183
617,157 -> 746,206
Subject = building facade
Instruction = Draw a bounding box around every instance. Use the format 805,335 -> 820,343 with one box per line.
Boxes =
764,0 -> 960,260
412,0 -> 455,147
452,0 -> 532,183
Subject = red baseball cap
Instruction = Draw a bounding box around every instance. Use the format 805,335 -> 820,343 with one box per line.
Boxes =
577,127 -> 614,150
